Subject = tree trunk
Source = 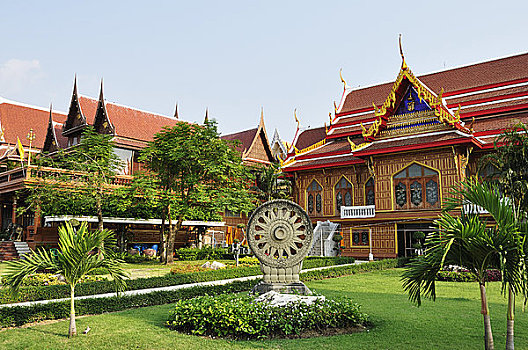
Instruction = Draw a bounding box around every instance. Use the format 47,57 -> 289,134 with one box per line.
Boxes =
159,210 -> 166,264
164,205 -> 175,264
69,285 -> 77,337
480,282 -> 494,350
506,286 -> 515,350
96,191 -> 104,231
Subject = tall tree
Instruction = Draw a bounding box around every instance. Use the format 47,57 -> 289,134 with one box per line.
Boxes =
402,178 -> 524,350
22,127 -> 123,231
140,120 -> 257,263
2,222 -> 127,337
481,122 -> 528,349
255,162 -> 292,201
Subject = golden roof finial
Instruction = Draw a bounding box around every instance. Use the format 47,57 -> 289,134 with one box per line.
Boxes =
294,108 -> 300,128
399,34 -> 407,70
339,68 -> 348,89
329,112 -> 332,126
334,101 -> 338,113
325,122 -> 328,135
347,136 -> 356,151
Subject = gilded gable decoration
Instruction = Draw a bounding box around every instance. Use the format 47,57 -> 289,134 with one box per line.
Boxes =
360,37 -> 471,141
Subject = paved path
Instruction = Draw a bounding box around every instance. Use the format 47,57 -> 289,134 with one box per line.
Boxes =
1,261 -> 368,308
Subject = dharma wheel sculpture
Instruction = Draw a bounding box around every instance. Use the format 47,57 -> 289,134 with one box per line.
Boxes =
247,199 -> 314,295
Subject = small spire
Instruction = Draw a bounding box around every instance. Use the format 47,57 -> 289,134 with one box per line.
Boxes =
399,34 -> 407,69
73,74 -> 78,96
294,108 -> 299,128
339,69 -> 348,89
174,103 -> 179,119
48,103 -> 53,124
99,78 -> 104,100
203,108 -> 209,124
260,107 -> 264,125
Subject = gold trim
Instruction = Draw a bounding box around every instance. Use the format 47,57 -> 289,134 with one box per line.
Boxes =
394,223 -> 398,254
295,139 -> 326,156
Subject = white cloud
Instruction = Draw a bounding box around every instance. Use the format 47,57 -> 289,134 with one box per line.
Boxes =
0,59 -> 43,94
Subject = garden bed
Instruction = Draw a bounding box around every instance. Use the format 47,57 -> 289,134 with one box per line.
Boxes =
166,293 -> 369,339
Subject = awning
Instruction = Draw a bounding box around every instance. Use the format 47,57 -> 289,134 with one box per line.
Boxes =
44,215 -> 225,227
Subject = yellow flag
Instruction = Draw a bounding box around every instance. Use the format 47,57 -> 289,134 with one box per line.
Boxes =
17,137 -> 24,159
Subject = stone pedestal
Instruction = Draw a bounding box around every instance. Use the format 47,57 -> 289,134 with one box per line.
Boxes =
252,263 -> 311,295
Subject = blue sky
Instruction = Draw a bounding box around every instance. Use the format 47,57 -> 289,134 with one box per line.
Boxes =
1,1 -> 527,143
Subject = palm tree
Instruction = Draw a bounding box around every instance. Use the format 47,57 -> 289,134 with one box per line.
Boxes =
2,222 -> 128,337
402,178 -> 524,350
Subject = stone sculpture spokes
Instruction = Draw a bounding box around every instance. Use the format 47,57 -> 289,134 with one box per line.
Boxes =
247,199 -> 314,295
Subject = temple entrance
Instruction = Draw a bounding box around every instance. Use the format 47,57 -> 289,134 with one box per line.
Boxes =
397,222 -> 436,257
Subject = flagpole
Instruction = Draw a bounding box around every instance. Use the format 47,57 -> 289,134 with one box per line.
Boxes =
26,129 -> 35,168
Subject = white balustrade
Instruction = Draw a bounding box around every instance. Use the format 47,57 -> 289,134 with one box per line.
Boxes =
340,205 -> 376,219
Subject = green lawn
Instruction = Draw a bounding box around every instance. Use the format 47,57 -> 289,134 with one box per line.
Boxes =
1,269 -> 527,349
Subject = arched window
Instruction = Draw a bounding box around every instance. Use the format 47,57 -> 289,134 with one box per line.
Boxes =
393,163 -> 439,210
335,177 -> 353,214
307,180 -> 323,215
365,177 -> 375,206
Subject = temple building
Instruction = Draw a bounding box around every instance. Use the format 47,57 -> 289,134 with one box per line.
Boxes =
281,50 -> 528,259
220,111 -> 276,244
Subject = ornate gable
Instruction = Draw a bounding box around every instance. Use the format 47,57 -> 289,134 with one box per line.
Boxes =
93,81 -> 115,135
63,77 -> 87,136
361,51 -> 470,141
43,109 -> 58,153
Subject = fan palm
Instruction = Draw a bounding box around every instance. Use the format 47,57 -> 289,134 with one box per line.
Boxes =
2,222 -> 128,337
402,178 -> 524,350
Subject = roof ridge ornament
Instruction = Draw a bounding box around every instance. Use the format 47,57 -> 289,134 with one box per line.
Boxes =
294,108 -> 300,129
339,69 -> 348,90
399,34 -> 407,70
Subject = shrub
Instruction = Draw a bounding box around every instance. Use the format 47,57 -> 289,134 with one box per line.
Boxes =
0,258 -> 405,327
166,293 -> 368,339
0,280 -> 255,328
173,247 -> 227,261
0,257 -> 395,305
238,256 -> 259,265
123,254 -> 155,264
436,269 -> 502,282
0,273 -> 107,287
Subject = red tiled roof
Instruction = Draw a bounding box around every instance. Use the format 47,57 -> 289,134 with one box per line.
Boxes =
354,132 -> 476,156
104,101 -> 180,142
295,126 -> 326,150
78,96 -> 98,124
0,98 -> 67,149
339,53 -> 528,116
221,128 -> 258,153
53,122 -> 68,149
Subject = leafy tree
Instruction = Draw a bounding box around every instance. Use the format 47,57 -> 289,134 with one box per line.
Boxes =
255,162 -> 292,201
21,126 -> 123,231
2,222 -> 127,337
140,120 -> 257,263
402,178 -> 524,350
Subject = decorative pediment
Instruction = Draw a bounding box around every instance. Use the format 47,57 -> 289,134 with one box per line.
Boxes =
93,82 -> 115,135
63,77 -> 87,136
361,61 -> 469,141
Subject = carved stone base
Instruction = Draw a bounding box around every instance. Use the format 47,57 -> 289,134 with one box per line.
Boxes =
252,281 -> 312,295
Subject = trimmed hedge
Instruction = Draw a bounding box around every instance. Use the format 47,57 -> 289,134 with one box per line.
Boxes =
0,258 -> 404,328
0,280 -> 254,328
436,269 -> 502,282
0,257 -> 355,304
